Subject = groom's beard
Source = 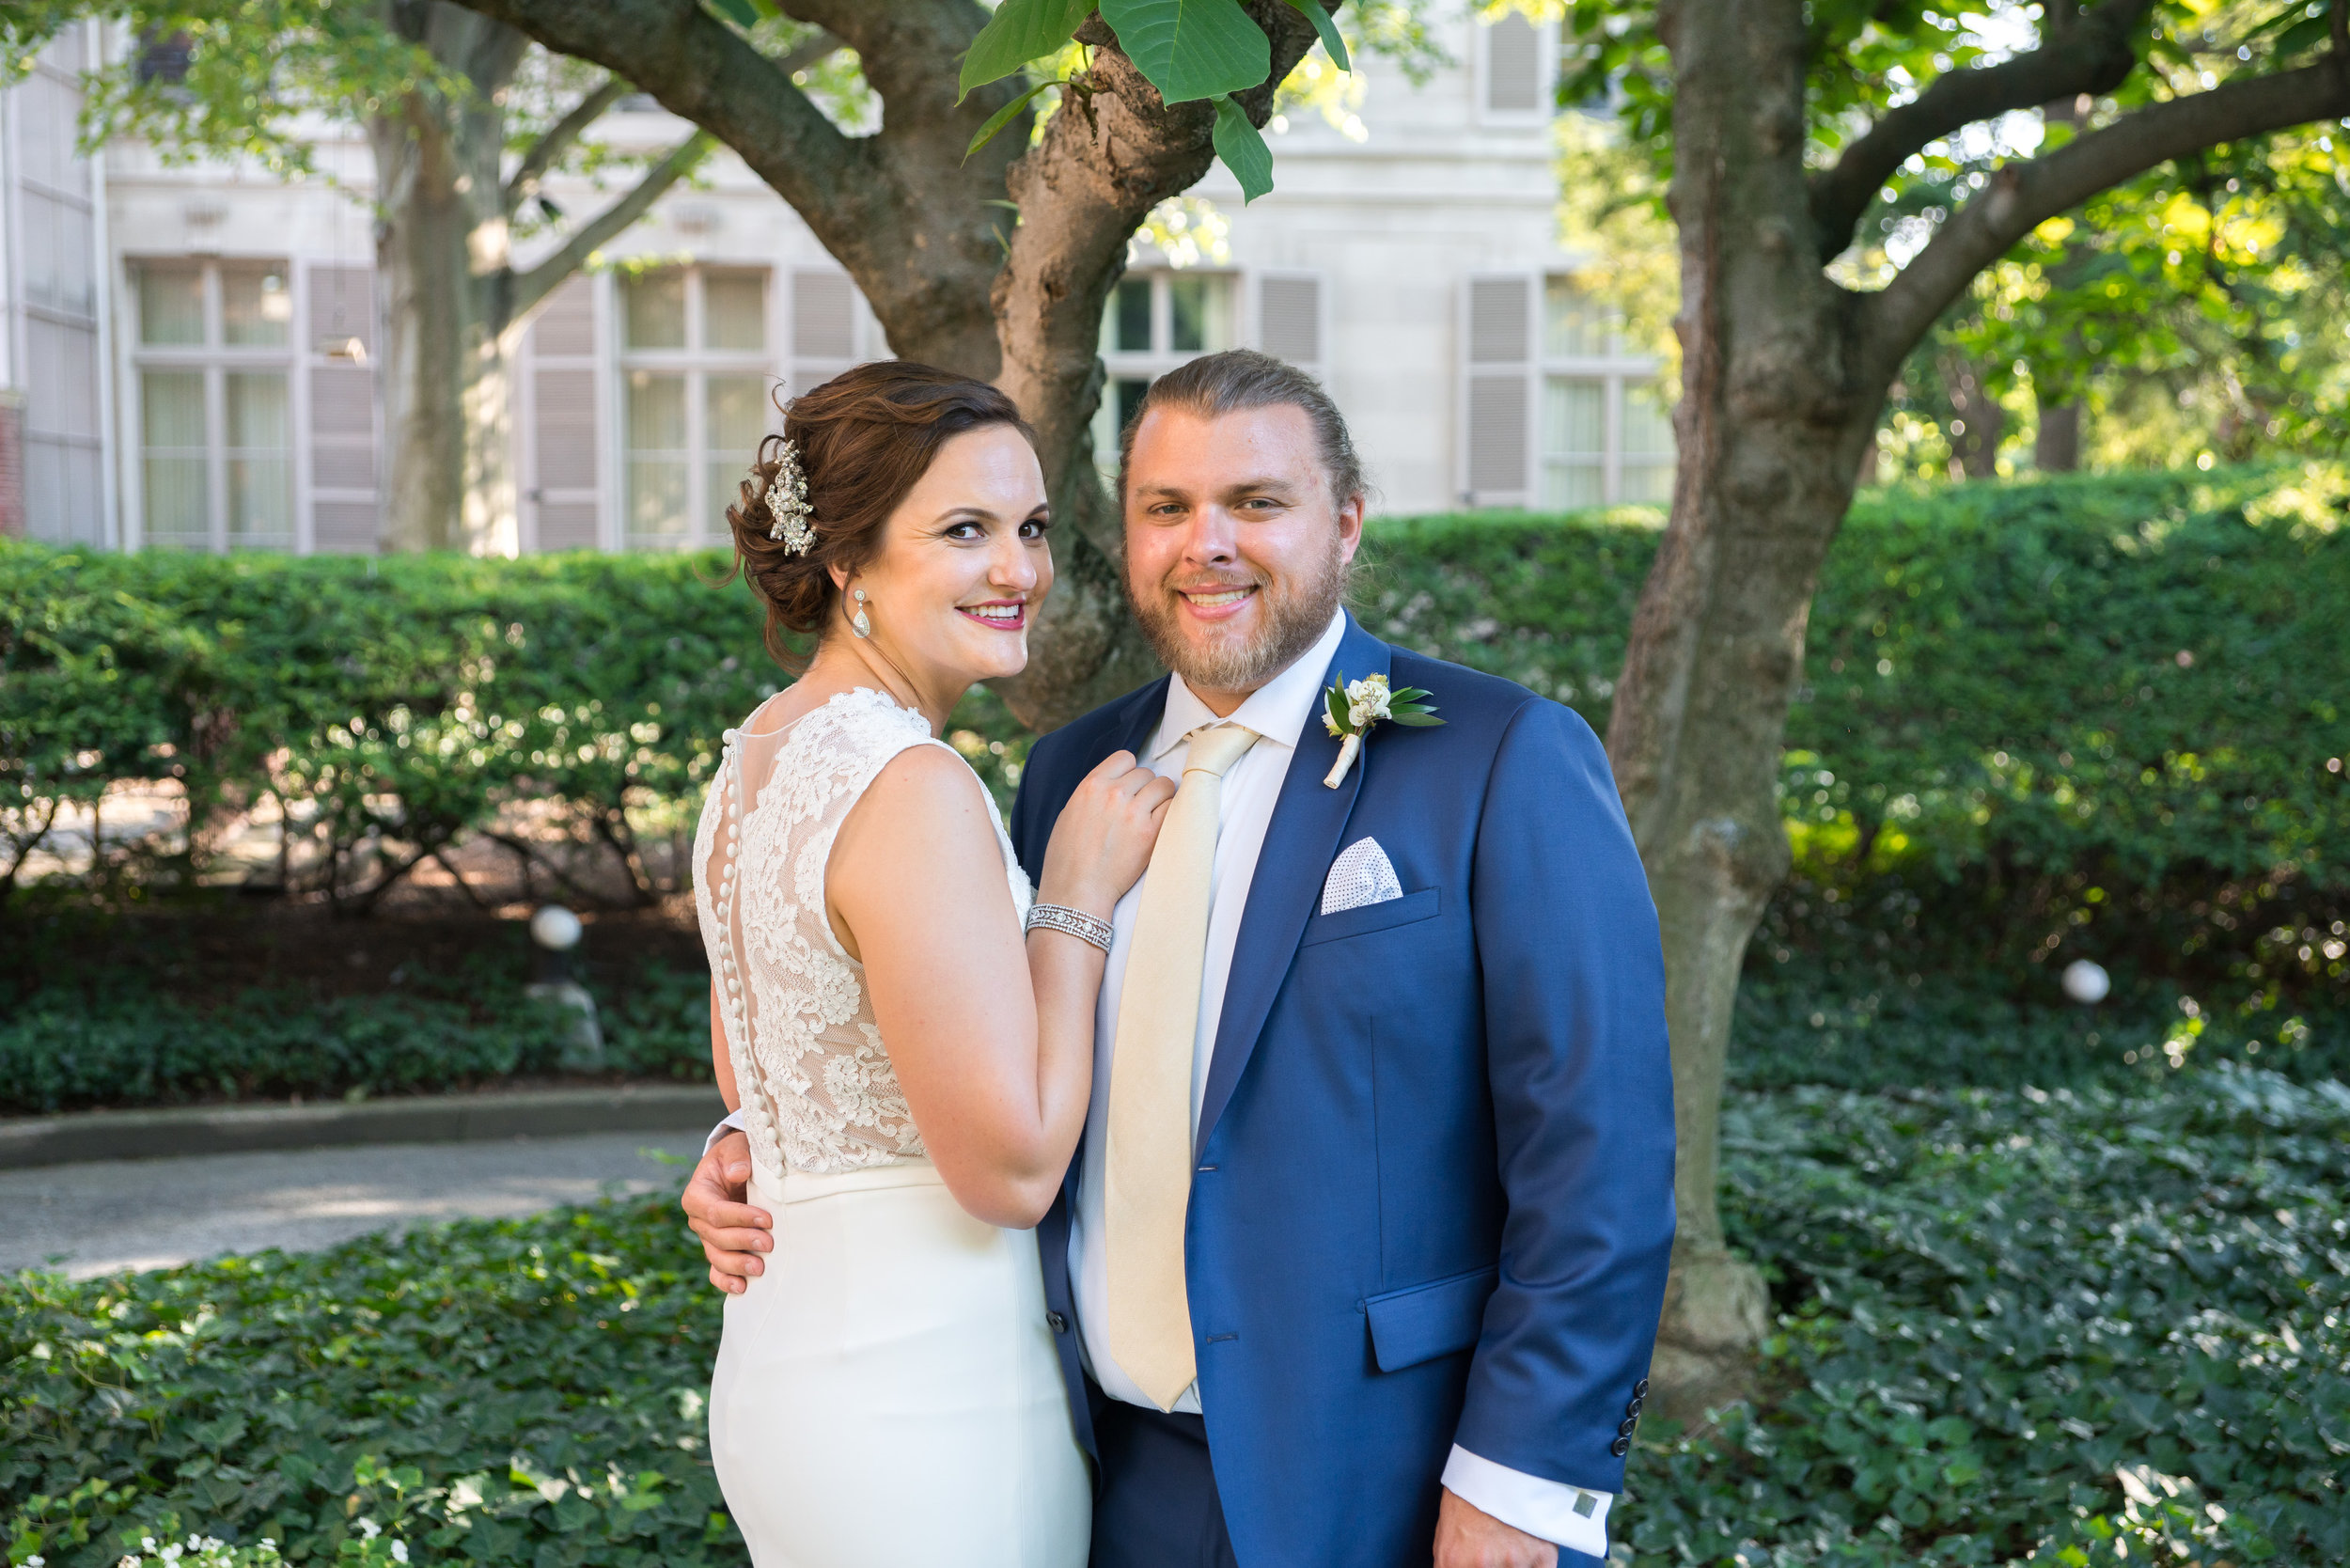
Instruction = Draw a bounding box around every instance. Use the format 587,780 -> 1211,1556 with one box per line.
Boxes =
1127,541 -> 1347,696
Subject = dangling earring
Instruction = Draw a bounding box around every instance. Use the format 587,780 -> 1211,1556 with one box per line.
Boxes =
850,588 -> 872,639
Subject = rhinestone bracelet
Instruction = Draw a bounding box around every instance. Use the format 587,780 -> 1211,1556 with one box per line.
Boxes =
1025,902 -> 1114,954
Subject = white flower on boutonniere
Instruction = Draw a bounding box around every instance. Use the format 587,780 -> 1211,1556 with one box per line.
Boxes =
1321,671 -> 1442,788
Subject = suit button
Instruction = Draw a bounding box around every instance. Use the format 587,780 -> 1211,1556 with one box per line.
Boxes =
1626,1397 -> 1643,1418
1608,1436 -> 1630,1458
1046,1311 -> 1068,1334
1617,1417 -> 1637,1437
1633,1378 -> 1650,1400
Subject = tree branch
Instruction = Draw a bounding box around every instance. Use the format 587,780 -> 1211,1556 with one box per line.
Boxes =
443,0 -> 860,232
504,75 -> 629,215
508,129 -> 713,321
499,28 -> 837,223
1809,0 -> 2154,262
435,0 -> 1015,375
1862,59 -> 2350,381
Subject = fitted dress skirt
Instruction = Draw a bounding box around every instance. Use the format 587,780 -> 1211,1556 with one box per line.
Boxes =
708,1157 -> 1090,1568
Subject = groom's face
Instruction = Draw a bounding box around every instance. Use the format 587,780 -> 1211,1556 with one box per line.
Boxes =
1122,402 -> 1364,710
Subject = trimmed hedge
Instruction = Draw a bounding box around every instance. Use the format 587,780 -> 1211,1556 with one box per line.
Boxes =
1352,465 -> 2350,1071
5,463 -> 2346,1084
5,1067 -> 2343,1566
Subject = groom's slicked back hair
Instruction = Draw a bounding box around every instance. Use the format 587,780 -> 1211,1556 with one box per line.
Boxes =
1118,349 -> 1368,510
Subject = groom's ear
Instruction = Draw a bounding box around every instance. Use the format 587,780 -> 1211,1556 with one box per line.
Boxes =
1336,491 -> 1366,563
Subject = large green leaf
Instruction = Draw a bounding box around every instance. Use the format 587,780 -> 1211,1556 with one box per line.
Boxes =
1211,93 -> 1274,201
1101,0 -> 1270,104
1280,0 -> 1349,71
958,0 -> 1100,102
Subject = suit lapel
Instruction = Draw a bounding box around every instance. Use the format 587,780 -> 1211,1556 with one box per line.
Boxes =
1107,677 -> 1168,767
1196,614 -> 1390,1157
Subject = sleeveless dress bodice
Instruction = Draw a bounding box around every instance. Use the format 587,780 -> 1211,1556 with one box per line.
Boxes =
690,686 -> 1033,1180
693,685 -> 1088,1568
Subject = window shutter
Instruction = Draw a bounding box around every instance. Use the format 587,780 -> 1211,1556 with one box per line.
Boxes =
307,265 -> 379,552
525,275 -> 603,551
1480,11 -> 1547,120
1256,273 -> 1324,368
1461,274 -> 1535,507
789,268 -> 859,394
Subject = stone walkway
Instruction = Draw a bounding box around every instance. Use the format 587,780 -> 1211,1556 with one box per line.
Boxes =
0,1131 -> 705,1279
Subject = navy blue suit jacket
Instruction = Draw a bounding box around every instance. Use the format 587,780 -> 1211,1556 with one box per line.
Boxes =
1007,613 -> 1675,1567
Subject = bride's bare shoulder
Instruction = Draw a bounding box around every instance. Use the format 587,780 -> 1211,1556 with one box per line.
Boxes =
852,742 -> 993,832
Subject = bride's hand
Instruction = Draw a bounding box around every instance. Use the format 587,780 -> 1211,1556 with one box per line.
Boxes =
1039,750 -> 1176,917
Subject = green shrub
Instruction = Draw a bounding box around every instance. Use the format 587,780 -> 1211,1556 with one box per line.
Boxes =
1628,1067 -> 2350,1564
1,1190 -> 733,1568
1354,465 -> 2350,1060
5,1070 -> 2342,1566
7,463 -> 2345,1086
0,917 -> 709,1115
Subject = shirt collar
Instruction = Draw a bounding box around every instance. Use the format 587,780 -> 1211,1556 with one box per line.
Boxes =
1150,608 -> 1349,762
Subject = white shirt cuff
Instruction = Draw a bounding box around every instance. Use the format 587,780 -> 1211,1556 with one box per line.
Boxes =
704,1108 -> 748,1159
1441,1445 -> 1612,1560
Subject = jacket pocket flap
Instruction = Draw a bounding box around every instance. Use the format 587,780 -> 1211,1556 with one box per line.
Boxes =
1363,1265 -> 1497,1373
1300,886 -> 1439,948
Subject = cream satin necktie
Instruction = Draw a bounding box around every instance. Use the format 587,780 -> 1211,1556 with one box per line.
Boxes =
1105,721 -> 1261,1411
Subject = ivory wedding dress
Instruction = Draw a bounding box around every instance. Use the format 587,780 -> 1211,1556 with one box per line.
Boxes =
693,687 -> 1089,1568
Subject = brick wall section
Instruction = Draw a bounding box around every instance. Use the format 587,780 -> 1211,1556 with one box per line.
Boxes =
0,393 -> 24,540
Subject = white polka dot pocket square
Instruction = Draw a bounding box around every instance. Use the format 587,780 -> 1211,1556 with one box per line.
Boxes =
1321,836 -> 1404,916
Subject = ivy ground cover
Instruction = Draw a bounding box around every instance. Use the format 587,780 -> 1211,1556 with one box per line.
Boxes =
5,1067 -> 2343,1568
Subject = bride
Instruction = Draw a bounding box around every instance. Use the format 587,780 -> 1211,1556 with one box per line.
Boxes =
692,362 -> 1170,1566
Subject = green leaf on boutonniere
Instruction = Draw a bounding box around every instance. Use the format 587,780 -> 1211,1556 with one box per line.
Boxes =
1390,713 -> 1445,727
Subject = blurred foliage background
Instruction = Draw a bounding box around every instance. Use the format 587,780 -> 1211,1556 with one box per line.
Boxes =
5,463 -> 2344,1112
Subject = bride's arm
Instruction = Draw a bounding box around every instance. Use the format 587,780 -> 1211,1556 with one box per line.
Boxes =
831,746 -> 1168,1228
709,985 -> 742,1112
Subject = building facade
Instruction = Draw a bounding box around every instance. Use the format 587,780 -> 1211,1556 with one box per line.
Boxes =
0,9 -> 1669,552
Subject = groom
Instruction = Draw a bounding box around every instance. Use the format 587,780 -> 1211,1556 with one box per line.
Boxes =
689,350 -> 1674,1566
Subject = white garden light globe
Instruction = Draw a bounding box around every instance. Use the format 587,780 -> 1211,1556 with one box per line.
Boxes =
530,904 -> 584,951
2061,959 -> 2110,1005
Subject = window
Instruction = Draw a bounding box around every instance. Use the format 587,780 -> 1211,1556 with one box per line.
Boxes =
1536,277 -> 1673,509
1477,10 -> 1553,123
133,260 -> 296,551
1459,274 -> 1672,509
1091,270 -> 1238,471
619,267 -> 775,550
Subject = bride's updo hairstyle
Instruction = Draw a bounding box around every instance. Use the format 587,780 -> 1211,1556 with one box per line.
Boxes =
723,361 -> 1036,669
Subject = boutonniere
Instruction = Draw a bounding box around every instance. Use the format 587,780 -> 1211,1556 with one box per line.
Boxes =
1321,671 -> 1442,788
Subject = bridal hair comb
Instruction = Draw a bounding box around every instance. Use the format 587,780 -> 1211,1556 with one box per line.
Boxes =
766,436 -> 815,555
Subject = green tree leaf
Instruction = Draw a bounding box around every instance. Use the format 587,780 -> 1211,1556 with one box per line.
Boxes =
1102,0 -> 1269,105
958,0 -> 1100,103
1212,93 -> 1274,202
701,0 -> 761,26
964,77 -> 1059,160
1280,0 -> 1349,72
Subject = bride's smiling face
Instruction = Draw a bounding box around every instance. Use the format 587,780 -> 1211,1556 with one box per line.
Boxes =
833,423 -> 1054,688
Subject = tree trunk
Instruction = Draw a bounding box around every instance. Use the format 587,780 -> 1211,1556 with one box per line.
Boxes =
985,4 -> 1320,731
1611,0 -> 1886,1423
2035,400 -> 2082,471
1941,353 -> 2006,479
372,4 -> 527,554
2031,46 -> 2087,478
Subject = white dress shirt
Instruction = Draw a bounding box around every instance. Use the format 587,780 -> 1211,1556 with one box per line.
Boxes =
713,609 -> 1614,1555
1067,609 -> 1614,1559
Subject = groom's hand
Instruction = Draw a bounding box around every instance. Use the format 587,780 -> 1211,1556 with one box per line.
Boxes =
1434,1489 -> 1557,1568
682,1130 -> 772,1294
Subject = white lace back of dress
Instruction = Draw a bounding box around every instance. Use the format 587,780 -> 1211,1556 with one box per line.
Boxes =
692,687 -> 1032,1181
